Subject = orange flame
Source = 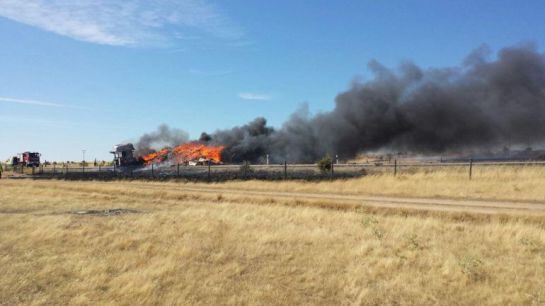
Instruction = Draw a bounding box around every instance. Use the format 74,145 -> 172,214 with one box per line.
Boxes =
142,148 -> 170,165
172,142 -> 224,164
141,142 -> 224,165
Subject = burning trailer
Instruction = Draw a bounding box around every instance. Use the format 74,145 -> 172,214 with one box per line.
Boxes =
111,142 -> 225,168
141,142 -> 224,166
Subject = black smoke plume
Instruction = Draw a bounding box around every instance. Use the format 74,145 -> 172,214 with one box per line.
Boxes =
135,124 -> 189,156
202,45 -> 545,163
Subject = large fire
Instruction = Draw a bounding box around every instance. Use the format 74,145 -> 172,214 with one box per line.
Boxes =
141,142 -> 224,165
172,142 -> 223,164
141,148 -> 169,165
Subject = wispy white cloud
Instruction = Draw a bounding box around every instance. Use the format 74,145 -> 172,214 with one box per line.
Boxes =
0,96 -> 65,108
0,0 -> 243,46
238,92 -> 271,101
0,96 -> 89,110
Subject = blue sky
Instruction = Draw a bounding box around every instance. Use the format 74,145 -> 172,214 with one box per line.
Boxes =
1,0 -> 545,161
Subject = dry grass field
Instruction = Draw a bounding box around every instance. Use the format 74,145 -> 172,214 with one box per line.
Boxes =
1,167 -> 545,305
211,165 -> 545,202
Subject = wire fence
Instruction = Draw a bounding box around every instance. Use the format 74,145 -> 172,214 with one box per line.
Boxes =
4,159 -> 545,181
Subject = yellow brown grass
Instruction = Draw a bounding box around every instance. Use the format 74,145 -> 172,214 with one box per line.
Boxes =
197,165 -> 545,202
1,177 -> 545,304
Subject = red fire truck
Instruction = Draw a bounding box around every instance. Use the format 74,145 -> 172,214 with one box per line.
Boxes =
18,152 -> 41,167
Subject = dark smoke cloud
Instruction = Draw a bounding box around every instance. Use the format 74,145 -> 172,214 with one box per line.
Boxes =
210,117 -> 274,163
135,124 -> 189,155
203,45 -> 545,163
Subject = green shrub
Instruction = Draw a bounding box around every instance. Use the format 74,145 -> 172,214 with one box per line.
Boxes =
317,155 -> 332,172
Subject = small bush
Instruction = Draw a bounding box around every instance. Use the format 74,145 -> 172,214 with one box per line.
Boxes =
362,215 -> 379,227
317,155 -> 333,172
458,256 -> 487,281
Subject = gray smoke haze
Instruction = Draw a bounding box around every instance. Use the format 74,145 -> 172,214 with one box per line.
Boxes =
203,44 -> 545,163
135,124 -> 189,156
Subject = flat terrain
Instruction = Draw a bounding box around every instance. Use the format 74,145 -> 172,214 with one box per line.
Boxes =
160,184 -> 545,215
1,172 -> 545,304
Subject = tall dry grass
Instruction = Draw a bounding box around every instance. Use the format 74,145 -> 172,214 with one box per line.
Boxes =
1,179 -> 545,304
196,165 -> 545,202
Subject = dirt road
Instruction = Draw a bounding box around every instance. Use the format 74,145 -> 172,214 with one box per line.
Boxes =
123,183 -> 545,216
5,178 -> 545,215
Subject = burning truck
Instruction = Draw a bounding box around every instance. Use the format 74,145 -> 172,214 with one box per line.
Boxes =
111,142 -> 224,167
111,144 -> 139,167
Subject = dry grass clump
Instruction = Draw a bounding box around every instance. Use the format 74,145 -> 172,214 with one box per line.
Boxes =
1,180 -> 545,304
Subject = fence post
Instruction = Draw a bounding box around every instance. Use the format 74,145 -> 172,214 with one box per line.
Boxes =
330,161 -> 334,178
284,161 -> 287,180
208,160 -> 211,182
40,165 -> 43,174
177,163 -> 180,176
32,166 -> 35,175
151,163 -> 154,177
53,164 -> 56,174
469,159 -> 473,180
242,161 -> 247,178
98,165 -> 101,173
394,159 -> 397,176
82,163 -> 85,173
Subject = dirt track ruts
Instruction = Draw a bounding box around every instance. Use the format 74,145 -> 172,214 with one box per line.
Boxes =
125,183 -> 545,216
5,178 -> 545,216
